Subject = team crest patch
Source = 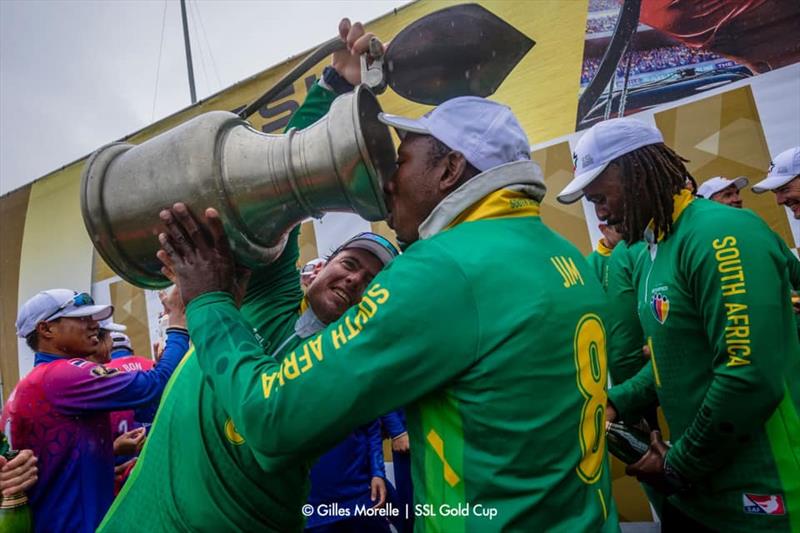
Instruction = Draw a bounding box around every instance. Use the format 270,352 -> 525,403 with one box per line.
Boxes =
650,292 -> 670,324
743,493 -> 785,515
90,365 -> 119,378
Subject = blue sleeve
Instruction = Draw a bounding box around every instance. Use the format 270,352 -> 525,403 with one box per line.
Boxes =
45,328 -> 190,415
380,410 -> 407,438
365,419 -> 385,479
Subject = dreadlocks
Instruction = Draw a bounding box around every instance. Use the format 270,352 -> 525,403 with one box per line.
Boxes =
614,143 -> 696,244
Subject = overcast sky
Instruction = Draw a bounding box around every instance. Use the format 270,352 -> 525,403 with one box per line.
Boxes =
0,0 -> 409,195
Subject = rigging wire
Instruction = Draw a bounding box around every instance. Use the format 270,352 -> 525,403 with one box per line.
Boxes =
150,0 -> 168,122
190,0 -> 222,92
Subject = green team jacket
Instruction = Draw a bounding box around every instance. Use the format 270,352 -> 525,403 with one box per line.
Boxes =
586,238 -> 614,291
608,192 -> 800,532
184,171 -> 622,532
100,84 -> 340,532
605,240 -> 648,387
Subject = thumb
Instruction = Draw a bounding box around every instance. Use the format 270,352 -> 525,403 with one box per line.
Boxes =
650,430 -> 662,446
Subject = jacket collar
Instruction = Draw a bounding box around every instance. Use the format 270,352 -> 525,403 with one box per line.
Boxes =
596,239 -> 613,257
34,352 -> 65,367
644,189 -> 694,244
418,160 -> 546,240
295,305 -> 327,339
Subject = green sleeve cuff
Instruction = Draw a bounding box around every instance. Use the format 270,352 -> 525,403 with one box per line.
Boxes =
186,291 -> 236,326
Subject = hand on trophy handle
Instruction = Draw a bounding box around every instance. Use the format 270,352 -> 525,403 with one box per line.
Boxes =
156,203 -> 237,306
332,18 -> 385,86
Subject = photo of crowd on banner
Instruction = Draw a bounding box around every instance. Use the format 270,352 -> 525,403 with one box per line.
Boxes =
577,0 -> 800,128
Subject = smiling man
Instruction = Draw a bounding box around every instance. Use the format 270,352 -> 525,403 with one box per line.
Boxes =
558,118 -> 800,532
1,289 -> 188,533
697,176 -> 748,208
753,146 -> 800,218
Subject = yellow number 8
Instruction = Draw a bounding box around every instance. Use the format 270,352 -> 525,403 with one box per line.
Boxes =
574,313 -> 608,484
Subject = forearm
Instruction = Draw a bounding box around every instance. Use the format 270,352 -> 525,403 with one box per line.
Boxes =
116,328 -> 190,407
380,411 -> 407,438
191,245 -> 479,462
667,360 -> 784,481
607,361 -> 657,419
366,421 -> 386,479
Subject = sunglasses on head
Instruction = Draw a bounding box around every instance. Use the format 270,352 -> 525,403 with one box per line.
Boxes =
42,292 -> 95,323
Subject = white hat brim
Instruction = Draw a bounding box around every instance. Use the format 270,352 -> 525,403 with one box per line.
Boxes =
556,163 -> 610,204
752,174 -> 795,193
101,321 -> 127,332
377,113 -> 431,138
732,176 -> 749,190
59,304 -> 114,322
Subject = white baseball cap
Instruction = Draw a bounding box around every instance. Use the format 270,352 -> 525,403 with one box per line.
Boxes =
697,176 -> 749,198
378,96 -> 531,172
16,289 -> 113,338
557,118 -> 664,204
110,332 -> 133,352
752,146 -> 800,193
99,318 -> 127,332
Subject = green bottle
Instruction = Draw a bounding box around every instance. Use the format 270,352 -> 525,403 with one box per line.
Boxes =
606,422 -> 650,464
0,434 -> 33,533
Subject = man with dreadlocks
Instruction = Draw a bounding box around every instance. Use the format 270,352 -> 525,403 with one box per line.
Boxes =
558,118 -> 800,532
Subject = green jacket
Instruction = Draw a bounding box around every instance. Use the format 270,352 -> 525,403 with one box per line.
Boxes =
609,193 -> 800,532
586,238 -> 614,290
605,240 -> 648,387
176,105 -> 621,531
100,83 -> 337,533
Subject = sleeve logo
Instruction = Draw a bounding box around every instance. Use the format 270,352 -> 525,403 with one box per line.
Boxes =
743,493 -> 785,515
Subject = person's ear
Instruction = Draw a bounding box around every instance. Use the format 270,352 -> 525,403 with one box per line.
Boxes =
36,320 -> 56,341
439,151 -> 468,194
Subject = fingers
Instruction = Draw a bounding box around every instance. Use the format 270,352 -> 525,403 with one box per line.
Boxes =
2,450 -> 35,472
352,32 -> 381,57
159,208 -> 192,258
204,208 -> 232,256
0,451 -> 38,496
346,21 -> 365,51
338,17 -> 351,42
173,203 -> 210,251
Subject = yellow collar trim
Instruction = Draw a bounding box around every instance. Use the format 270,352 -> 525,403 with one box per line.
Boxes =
445,189 -> 540,230
596,239 -> 613,257
645,188 -> 695,242
299,296 -> 309,315
671,188 -> 694,223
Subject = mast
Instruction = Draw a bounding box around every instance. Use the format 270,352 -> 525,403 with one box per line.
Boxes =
180,0 -> 197,104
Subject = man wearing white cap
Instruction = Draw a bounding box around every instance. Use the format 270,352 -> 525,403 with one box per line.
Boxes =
557,118 -> 800,532
144,19 -> 617,532
697,176 -> 749,208
0,289 -> 189,533
752,146 -> 800,218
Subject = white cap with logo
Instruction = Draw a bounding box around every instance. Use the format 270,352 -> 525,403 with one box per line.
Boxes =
378,96 -> 531,173
697,176 -> 749,198
16,289 -> 113,338
557,118 -> 664,204
752,146 -> 800,193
